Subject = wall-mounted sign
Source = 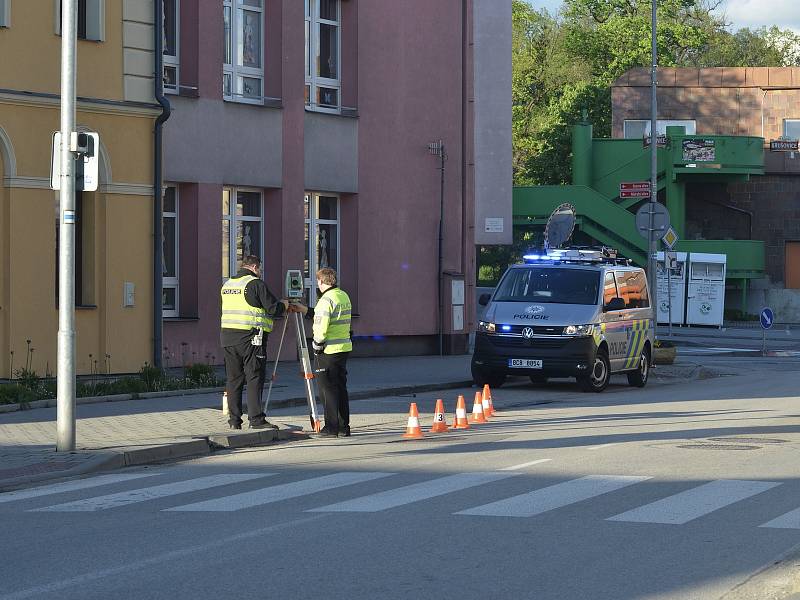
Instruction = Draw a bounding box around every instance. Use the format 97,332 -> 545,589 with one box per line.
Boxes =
682,139 -> 716,162
484,217 -> 504,233
620,182 -> 651,199
643,134 -> 668,148
770,139 -> 799,152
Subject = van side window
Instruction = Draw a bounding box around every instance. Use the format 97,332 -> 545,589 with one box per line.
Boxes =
603,272 -> 618,306
615,270 -> 650,309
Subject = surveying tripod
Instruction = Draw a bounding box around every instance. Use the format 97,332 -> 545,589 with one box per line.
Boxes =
262,270 -> 322,432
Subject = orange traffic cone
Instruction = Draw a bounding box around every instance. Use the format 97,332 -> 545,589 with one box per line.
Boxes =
402,402 -> 424,439
430,399 -> 450,433
469,391 -> 488,424
452,395 -> 470,429
483,383 -> 497,415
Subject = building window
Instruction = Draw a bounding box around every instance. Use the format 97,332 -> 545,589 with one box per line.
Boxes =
222,187 -> 263,279
56,0 -> 104,41
55,191 -> 95,307
223,0 -> 264,104
0,0 -> 10,28
163,0 -> 179,93
623,120 -> 696,139
304,192 -> 339,305
305,0 -> 340,112
784,120 -> 800,140
163,185 -> 179,317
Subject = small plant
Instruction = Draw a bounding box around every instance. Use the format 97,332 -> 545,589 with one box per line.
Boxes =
183,363 -> 218,388
654,339 -> 675,349
139,363 -> 167,391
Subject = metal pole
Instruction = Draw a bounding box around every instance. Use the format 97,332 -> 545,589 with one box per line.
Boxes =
438,145 -> 445,356
57,0 -> 77,452
667,255 -> 673,337
648,0 -> 659,340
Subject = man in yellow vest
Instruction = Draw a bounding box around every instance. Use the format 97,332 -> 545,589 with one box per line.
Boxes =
221,255 -> 288,430
293,267 -> 353,437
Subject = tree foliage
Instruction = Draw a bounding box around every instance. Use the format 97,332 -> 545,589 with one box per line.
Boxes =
512,0 -> 800,186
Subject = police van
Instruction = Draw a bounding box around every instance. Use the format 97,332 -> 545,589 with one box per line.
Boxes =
472,247 -> 655,392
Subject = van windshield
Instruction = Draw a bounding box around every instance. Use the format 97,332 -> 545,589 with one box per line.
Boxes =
494,268 -> 600,305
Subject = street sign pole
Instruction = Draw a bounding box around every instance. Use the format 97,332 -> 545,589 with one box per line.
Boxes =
667,254 -> 673,337
57,0 -> 77,452
649,0 -> 659,339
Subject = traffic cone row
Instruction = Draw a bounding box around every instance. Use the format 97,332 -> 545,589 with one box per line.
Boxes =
401,385 -> 498,439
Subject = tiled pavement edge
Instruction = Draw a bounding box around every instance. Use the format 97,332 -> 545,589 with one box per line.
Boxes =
0,355 -> 710,491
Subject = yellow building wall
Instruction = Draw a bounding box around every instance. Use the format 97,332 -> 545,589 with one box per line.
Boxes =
0,103 -> 156,378
0,1 -> 125,101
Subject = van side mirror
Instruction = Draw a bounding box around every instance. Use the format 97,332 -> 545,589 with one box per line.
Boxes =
478,293 -> 491,306
604,297 -> 625,312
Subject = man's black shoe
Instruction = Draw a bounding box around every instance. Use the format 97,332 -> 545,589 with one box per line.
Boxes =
250,420 -> 279,430
229,423 -> 242,430
340,427 -> 351,437
317,427 -> 338,438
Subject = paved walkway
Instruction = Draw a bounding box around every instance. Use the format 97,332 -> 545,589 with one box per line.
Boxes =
0,355 -> 473,489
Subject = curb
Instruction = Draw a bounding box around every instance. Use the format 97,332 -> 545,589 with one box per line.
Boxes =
0,424 -> 310,492
720,540 -> 800,599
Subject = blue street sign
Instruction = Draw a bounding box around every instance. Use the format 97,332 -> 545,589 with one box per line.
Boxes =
760,307 -> 775,330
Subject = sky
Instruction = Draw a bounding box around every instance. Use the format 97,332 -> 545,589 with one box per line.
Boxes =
527,0 -> 800,32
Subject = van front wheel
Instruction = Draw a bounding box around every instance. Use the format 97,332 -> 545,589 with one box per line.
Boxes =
627,347 -> 651,388
471,365 -> 506,389
578,348 -> 610,393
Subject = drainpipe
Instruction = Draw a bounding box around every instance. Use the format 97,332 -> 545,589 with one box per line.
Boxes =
154,0 -> 171,368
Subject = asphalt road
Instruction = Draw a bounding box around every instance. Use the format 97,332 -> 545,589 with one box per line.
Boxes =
2,358 -> 800,600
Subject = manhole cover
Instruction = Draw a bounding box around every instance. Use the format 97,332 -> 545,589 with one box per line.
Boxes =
678,444 -> 760,451
707,437 -> 787,445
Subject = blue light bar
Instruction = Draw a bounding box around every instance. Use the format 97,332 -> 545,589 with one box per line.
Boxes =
501,325 -> 511,332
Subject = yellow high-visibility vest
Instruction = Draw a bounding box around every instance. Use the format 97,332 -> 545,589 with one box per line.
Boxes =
220,275 -> 273,332
313,288 -> 352,354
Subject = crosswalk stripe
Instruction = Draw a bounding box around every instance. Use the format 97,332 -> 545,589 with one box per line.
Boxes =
607,480 -> 781,525
500,459 -> 552,471
31,474 -> 271,512
165,472 -> 393,512
0,473 -> 161,504
308,472 -> 517,513
456,475 -> 651,518
759,507 -> 800,530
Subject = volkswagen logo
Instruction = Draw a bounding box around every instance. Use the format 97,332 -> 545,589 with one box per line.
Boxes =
524,305 -> 545,315
522,327 -> 535,339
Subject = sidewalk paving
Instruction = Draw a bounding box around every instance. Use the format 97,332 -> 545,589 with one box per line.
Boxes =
0,354 -> 717,491
0,355 -> 474,490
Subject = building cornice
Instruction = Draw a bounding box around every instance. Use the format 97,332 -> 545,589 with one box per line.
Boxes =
3,176 -> 153,196
0,88 -> 162,118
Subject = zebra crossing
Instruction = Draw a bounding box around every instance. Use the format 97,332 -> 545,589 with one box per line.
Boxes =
3,468 -> 800,530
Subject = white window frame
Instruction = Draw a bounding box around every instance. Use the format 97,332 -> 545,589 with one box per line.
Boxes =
305,0 -> 341,114
304,192 -> 340,305
163,185 -> 180,318
784,119 -> 800,140
0,0 -> 10,28
223,187 -> 264,280
223,0 -> 264,105
163,0 -> 179,94
623,119 -> 696,139
54,0 -> 105,41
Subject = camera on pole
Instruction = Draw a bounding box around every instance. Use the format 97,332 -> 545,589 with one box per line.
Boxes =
50,131 -> 100,192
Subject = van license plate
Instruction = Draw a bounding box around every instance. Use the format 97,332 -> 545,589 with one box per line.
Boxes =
508,359 -> 542,369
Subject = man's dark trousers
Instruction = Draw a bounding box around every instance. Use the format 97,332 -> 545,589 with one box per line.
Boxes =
224,339 -> 267,426
315,352 -> 350,433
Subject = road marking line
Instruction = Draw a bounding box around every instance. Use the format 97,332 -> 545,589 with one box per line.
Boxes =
608,479 -> 781,525
0,514 -> 326,600
587,443 -> 618,451
165,472 -> 393,512
457,475 -> 650,518
759,506 -> 800,529
500,459 -> 552,471
31,474 -> 270,512
308,472 -> 517,513
0,473 -> 161,504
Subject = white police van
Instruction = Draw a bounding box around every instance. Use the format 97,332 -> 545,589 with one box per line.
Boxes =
472,246 -> 655,392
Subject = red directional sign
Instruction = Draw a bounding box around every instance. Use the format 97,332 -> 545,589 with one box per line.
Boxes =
620,182 -> 651,199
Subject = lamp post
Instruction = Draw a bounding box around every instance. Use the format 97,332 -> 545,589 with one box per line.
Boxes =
57,0 -> 77,451
428,140 -> 446,356
648,0 -> 659,339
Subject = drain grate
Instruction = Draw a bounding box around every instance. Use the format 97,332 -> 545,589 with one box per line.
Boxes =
678,444 -> 760,451
707,437 -> 787,445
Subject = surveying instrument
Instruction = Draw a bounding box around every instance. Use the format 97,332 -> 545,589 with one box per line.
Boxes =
262,270 -> 322,432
